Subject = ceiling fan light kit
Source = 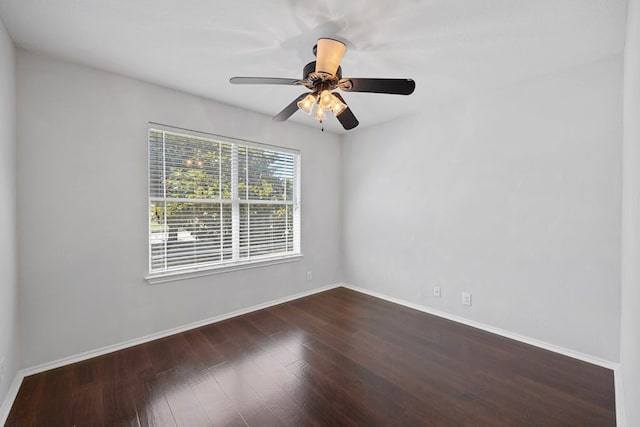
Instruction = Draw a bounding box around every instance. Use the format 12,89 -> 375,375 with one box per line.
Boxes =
230,37 -> 416,130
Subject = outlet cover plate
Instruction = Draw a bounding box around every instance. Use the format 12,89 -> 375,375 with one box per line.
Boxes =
462,292 -> 472,306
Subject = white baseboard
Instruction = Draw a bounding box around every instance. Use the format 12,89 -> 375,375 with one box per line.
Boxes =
0,371 -> 25,426
614,365 -> 626,427
0,283 -> 339,423
4,282 -> 624,426
342,283 -> 627,425
20,283 -> 340,379
341,283 -> 618,370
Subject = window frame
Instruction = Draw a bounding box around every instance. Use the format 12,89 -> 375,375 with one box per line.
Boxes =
145,123 -> 302,284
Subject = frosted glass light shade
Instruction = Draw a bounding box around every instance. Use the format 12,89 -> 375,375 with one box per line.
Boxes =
297,93 -> 316,115
315,105 -> 327,121
329,93 -> 347,115
319,90 -> 332,109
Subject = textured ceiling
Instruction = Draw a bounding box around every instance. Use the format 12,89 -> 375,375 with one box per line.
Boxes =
0,0 -> 629,133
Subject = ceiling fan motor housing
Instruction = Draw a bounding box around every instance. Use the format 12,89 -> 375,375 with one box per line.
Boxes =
303,61 -> 342,82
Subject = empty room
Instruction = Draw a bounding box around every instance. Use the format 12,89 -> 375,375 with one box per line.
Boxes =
1,0 -> 639,425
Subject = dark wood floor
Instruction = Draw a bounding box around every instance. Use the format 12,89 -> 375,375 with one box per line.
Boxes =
6,287 -> 615,426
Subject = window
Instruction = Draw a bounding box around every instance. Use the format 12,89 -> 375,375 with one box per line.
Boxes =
148,127 -> 300,280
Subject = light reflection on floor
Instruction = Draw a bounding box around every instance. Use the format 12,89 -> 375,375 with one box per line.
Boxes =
152,331 -> 307,425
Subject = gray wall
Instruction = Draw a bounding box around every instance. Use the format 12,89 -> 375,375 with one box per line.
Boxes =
16,50 -> 342,368
342,56 -> 622,362
0,16 -> 18,408
621,0 -> 640,423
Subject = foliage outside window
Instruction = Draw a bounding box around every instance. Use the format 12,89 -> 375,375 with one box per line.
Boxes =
148,128 -> 300,275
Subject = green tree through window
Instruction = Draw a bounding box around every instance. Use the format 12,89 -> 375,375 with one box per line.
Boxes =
149,128 -> 299,273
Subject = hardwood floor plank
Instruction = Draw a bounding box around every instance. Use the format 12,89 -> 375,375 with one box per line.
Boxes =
5,287 -> 616,426
70,382 -> 105,425
157,368 -> 213,427
4,374 -> 45,426
271,301 -> 475,424
286,358 -> 381,426
32,367 -> 74,426
135,369 -> 177,427
214,335 -> 324,427
244,308 -> 296,337
253,339 -> 364,426
190,369 -> 248,427
102,378 -> 141,426
182,329 -> 227,369
146,337 -> 178,375
209,361 -> 285,427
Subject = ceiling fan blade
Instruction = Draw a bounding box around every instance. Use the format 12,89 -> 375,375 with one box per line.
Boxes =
273,93 -> 309,122
314,38 -> 346,77
340,78 -> 415,95
230,77 -> 303,85
332,93 -> 359,130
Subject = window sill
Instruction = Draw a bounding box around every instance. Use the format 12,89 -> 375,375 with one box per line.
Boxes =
145,253 -> 304,285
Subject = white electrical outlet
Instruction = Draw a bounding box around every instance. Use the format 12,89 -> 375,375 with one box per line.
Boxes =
0,357 -> 4,385
306,271 -> 313,281
433,286 -> 441,297
462,292 -> 472,306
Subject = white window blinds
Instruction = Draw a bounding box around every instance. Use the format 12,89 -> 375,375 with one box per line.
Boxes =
149,128 -> 300,274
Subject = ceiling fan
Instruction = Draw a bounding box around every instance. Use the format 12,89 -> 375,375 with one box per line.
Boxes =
230,38 -> 415,131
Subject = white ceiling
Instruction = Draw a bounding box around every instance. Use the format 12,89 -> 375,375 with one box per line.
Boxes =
0,0 -> 629,133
